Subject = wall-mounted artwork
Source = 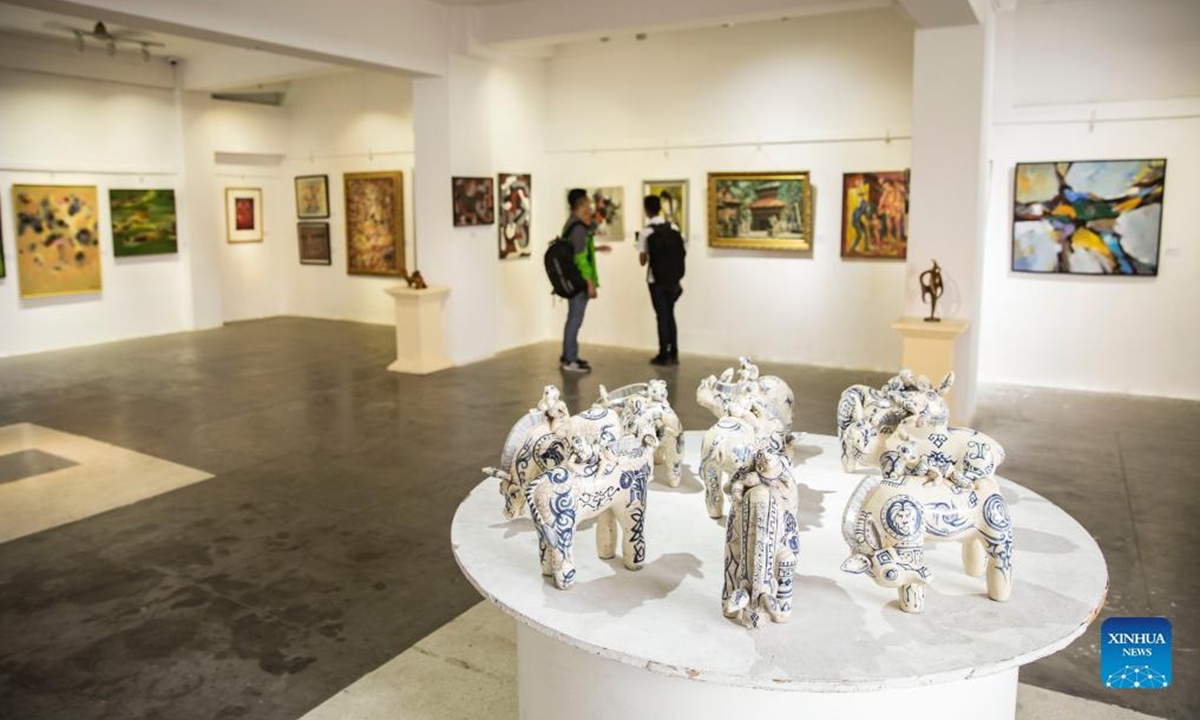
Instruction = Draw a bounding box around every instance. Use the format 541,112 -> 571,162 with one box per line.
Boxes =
0,199 -> 5,279
841,171 -> 908,260
225,187 -> 263,243
642,180 -> 688,236
344,171 -> 405,276
109,188 -> 178,257
12,184 -> 102,298
298,222 -> 331,265
707,172 -> 813,252
1012,159 -> 1165,275
498,173 -> 531,260
295,175 -> 330,219
575,186 -> 625,240
452,176 -> 495,226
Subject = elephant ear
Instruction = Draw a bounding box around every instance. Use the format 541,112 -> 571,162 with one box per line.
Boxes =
719,368 -> 734,383
841,554 -> 871,575
937,372 -> 956,396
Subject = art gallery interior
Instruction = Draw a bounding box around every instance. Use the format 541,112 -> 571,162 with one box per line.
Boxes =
0,0 -> 1196,718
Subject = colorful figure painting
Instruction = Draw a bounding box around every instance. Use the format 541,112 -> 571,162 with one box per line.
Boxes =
452,177 -> 495,226
498,173 -> 531,260
707,172 -> 813,252
295,175 -> 330,219
12,184 -> 102,298
841,171 -> 908,260
1013,159 -> 1165,275
642,180 -> 688,236
110,188 -> 178,256
344,171 -> 405,276
225,187 -> 263,243
298,222 -> 331,265
576,186 -> 625,240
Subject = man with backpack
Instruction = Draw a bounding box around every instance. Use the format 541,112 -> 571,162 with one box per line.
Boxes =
554,188 -> 612,373
638,193 -> 686,366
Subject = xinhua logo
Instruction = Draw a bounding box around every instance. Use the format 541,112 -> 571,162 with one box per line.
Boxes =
1101,617 -> 1172,689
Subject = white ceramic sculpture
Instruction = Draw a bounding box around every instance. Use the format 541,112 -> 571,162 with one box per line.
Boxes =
722,432 -> 800,628
699,397 -> 772,519
837,371 -> 949,472
596,379 -> 684,487
525,412 -> 660,590
698,359 -> 794,437
484,385 -> 571,519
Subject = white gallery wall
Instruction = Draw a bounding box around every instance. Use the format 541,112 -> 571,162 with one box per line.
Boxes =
543,9 -> 914,371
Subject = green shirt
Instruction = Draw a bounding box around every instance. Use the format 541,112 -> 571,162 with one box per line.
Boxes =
564,219 -> 598,287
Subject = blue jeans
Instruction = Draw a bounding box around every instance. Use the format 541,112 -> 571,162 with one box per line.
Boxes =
561,291 -> 589,362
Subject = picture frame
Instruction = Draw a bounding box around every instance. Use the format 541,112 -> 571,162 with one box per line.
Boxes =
840,171 -> 909,260
295,174 -> 330,219
12,184 -> 103,298
498,172 -> 532,260
110,188 -> 178,256
642,180 -> 688,237
225,187 -> 264,243
707,172 -> 814,251
344,171 -> 405,277
452,176 -> 495,226
1011,159 -> 1165,276
298,222 -> 332,265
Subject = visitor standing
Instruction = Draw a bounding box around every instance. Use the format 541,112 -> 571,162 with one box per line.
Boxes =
560,188 -> 611,373
638,193 -> 687,366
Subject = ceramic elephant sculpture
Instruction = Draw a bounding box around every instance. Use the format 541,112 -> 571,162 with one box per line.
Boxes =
699,399 -> 769,519
596,379 -> 684,487
484,385 -> 571,519
840,441 -> 1014,613
837,371 -> 953,472
736,357 -> 795,435
525,414 -> 660,590
722,438 -> 799,628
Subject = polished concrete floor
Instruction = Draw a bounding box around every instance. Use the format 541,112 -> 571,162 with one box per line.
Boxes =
0,317 -> 1195,719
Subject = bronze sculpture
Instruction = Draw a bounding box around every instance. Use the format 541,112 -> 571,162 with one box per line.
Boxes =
919,260 -> 943,322
406,270 -> 428,290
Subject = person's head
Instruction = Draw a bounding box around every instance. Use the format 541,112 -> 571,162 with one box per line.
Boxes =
568,188 -> 592,222
643,194 -> 662,218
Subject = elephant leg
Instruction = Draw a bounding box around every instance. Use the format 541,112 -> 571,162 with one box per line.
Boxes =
702,460 -> 724,519
663,437 -> 682,487
595,509 -> 617,560
962,536 -> 986,577
985,530 -> 1014,602
840,439 -> 856,472
898,583 -> 925,613
616,505 -> 646,571
550,543 -> 576,590
769,552 -> 795,623
538,534 -> 552,576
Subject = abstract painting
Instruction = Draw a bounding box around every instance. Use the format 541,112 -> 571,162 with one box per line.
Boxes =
452,176 -> 495,226
295,175 -> 330,219
12,184 -> 102,298
344,171 -> 405,276
109,188 -> 178,256
1013,159 -> 1165,275
576,186 -> 625,240
498,173 -> 531,260
298,222 -> 331,265
225,187 -> 263,243
642,180 -> 688,236
708,172 -> 813,252
841,171 -> 908,260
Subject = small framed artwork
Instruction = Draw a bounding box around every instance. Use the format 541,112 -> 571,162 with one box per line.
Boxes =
841,171 -> 909,260
298,222 -> 332,265
13,184 -> 103,298
498,173 -> 532,260
344,171 -> 405,276
707,172 -> 814,252
110,188 -> 178,256
452,176 -> 495,226
295,175 -> 330,219
1012,159 -> 1165,275
570,186 -> 625,240
226,187 -> 263,243
642,180 -> 688,236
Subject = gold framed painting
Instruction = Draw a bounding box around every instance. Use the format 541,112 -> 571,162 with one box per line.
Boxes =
295,174 -> 330,219
841,170 -> 909,260
642,179 -> 688,237
225,187 -> 263,243
12,184 -> 103,298
707,171 -> 814,251
344,171 -> 405,277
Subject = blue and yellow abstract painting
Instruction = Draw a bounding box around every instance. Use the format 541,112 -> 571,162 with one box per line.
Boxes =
1012,159 -> 1165,275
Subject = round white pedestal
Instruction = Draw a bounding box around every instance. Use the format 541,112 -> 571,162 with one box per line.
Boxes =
453,432 -> 1107,720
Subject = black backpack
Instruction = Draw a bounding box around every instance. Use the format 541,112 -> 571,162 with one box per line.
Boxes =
647,223 -> 686,286
545,221 -> 586,298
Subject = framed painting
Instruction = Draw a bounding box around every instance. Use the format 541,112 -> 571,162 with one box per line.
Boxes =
298,222 -> 331,265
110,188 -> 178,256
225,187 -> 263,243
0,198 -> 5,279
498,173 -> 532,260
1012,159 -> 1165,275
707,172 -> 814,251
295,175 -> 330,219
841,171 -> 908,260
642,180 -> 688,236
572,186 -> 625,240
344,171 -> 405,276
12,184 -> 102,298
452,176 -> 495,226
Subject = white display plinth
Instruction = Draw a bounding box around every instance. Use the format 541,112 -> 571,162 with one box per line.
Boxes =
384,285 -> 452,375
453,432 -> 1107,720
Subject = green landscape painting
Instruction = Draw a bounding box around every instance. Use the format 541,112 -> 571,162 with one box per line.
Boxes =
110,188 -> 178,256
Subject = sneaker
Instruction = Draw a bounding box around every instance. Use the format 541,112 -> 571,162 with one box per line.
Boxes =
576,358 -> 591,368
649,354 -> 670,366
561,360 -> 591,373
668,355 -> 679,366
